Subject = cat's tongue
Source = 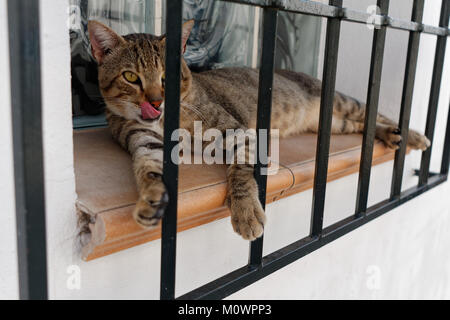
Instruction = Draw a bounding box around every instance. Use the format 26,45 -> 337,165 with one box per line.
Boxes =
140,101 -> 161,120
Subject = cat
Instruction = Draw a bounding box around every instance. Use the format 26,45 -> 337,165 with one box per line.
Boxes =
87,20 -> 430,241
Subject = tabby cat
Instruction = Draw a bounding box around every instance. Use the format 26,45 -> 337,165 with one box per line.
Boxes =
88,20 -> 430,241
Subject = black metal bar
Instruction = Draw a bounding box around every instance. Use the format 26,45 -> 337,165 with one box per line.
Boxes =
310,0 -> 343,237
160,0 -> 183,300
390,0 -> 425,198
274,0 -> 338,18
216,0 -> 450,36
271,0 -> 449,36
418,0 -> 450,186
179,173 -> 447,300
355,0 -> 390,216
7,0 -> 48,300
442,102 -> 450,175
224,0 -> 271,7
249,7 -> 278,267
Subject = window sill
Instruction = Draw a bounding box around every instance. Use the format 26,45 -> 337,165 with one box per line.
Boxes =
75,128 -> 402,261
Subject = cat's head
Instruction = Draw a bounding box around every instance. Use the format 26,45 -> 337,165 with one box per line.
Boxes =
88,20 -> 194,124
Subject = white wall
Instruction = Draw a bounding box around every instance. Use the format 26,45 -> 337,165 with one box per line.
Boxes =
230,168 -> 450,299
39,0 -> 80,299
0,0 -> 449,299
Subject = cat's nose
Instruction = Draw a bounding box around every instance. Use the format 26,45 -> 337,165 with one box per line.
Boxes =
150,100 -> 163,109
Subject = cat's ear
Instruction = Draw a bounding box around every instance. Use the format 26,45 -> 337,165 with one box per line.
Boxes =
161,20 -> 194,55
181,20 -> 194,54
88,20 -> 125,63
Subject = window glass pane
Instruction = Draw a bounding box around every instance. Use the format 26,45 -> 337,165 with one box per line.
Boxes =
276,12 -> 322,77
181,1 -> 256,71
70,0 -> 161,126
69,0 -> 322,129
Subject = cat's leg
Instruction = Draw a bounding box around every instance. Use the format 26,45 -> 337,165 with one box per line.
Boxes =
132,154 -> 168,227
124,126 -> 168,227
331,117 -> 364,134
107,114 -> 168,226
331,116 -> 430,151
331,112 -> 403,150
374,124 -> 403,150
227,162 -> 266,241
205,113 -> 266,240
374,123 -> 430,151
333,95 -> 430,151
222,130 -> 266,240
406,129 -> 431,150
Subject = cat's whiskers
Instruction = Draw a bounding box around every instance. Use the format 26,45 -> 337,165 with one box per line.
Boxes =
181,102 -> 209,125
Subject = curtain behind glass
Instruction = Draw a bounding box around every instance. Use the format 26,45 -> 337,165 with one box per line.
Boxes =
182,0 -> 255,70
276,12 -> 322,77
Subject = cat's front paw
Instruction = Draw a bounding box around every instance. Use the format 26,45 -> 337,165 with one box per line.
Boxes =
133,180 -> 169,228
229,196 -> 266,241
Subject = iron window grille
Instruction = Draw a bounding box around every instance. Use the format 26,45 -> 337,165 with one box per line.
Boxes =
7,0 -> 450,300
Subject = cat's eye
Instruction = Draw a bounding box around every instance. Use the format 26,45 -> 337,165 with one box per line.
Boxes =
123,71 -> 139,84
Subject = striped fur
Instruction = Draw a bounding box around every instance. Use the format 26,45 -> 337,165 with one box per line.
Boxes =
89,20 -> 430,240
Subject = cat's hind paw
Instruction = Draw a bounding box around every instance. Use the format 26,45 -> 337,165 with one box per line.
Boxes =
377,126 -> 403,150
408,129 -> 431,151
